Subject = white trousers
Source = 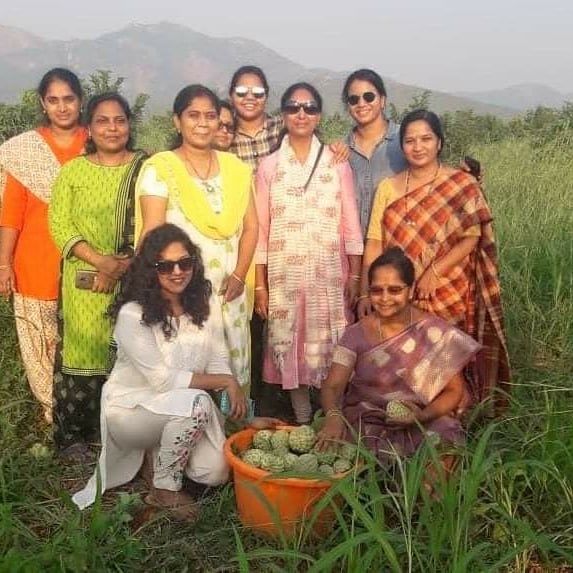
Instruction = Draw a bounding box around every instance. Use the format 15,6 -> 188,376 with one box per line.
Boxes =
106,395 -> 228,491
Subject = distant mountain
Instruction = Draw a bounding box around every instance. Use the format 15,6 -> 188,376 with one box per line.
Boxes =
0,22 -> 517,117
0,25 -> 44,55
457,83 -> 573,112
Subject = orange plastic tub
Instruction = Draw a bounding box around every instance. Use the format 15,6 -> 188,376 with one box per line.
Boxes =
224,427 -> 340,537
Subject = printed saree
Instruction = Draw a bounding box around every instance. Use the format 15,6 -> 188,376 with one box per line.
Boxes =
381,170 -> 510,408
333,316 -> 480,461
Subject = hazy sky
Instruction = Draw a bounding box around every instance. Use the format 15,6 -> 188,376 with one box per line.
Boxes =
3,0 -> 573,93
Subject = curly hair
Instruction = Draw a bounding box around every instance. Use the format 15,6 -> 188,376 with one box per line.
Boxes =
109,224 -> 212,339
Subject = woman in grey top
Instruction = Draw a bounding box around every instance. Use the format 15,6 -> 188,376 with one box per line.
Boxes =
343,69 -> 408,236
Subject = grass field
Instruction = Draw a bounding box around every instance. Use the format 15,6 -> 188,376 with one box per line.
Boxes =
1,134 -> 572,572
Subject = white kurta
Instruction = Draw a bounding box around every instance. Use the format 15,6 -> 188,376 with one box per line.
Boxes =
73,302 -> 231,509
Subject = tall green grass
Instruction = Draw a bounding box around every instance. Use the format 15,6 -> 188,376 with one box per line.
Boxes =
1,135 -> 572,571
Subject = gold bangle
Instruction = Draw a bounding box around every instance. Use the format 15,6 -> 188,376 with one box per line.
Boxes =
0,264 -> 11,270
350,274 -> 361,281
254,286 -> 266,292
231,272 -> 245,284
326,408 -> 344,418
358,294 -> 369,300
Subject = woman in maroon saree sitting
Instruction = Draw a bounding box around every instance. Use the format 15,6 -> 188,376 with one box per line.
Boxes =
317,247 -> 480,461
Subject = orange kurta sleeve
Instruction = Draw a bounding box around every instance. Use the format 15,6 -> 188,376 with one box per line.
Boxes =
0,172 -> 61,299
0,173 -> 28,231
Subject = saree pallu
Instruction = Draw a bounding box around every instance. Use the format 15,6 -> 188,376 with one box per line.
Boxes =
334,316 -> 480,461
382,170 -> 510,408
50,152 -> 146,447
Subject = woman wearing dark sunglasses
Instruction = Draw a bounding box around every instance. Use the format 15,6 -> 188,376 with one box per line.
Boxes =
73,224 -> 280,519
254,82 -> 363,424
343,69 -> 408,238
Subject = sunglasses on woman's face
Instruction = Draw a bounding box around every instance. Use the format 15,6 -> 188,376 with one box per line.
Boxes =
234,86 -> 267,99
282,100 -> 320,116
154,256 -> 194,275
347,91 -> 377,106
368,285 -> 409,296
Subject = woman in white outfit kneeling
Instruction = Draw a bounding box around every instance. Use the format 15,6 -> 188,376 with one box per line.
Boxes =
73,223 -> 278,519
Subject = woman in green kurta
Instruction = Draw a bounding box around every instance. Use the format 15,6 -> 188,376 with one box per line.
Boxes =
49,92 -> 146,456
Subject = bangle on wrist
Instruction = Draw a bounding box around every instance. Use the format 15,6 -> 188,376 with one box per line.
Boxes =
350,274 -> 361,281
0,264 -> 11,270
231,272 -> 245,284
358,294 -> 369,300
254,286 -> 266,292
325,408 -> 344,418
430,263 -> 440,278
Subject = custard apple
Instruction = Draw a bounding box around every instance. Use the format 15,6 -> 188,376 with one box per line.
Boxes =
288,425 -> 317,453
314,445 -> 338,465
271,429 -> 290,455
260,452 -> 285,472
283,452 -> 299,471
292,453 -> 319,473
252,430 -> 273,451
318,464 -> 334,475
386,400 -> 412,421
241,448 -> 266,468
333,458 -> 353,474
339,442 -> 358,461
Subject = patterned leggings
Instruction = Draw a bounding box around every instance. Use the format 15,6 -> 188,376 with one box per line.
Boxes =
106,394 -> 229,490
53,373 -> 105,449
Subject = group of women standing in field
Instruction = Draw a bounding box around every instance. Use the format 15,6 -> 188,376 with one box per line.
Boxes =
0,64 -> 510,518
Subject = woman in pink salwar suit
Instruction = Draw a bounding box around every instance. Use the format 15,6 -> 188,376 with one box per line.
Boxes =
254,82 -> 363,424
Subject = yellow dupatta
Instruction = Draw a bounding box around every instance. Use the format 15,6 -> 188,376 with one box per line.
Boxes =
135,150 -> 256,312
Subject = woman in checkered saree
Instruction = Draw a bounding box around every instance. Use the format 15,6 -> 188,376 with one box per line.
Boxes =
360,110 -> 510,412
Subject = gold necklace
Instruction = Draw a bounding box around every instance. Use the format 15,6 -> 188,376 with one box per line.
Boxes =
404,162 -> 441,226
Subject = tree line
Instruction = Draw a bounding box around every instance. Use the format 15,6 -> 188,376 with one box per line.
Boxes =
1,70 -> 572,163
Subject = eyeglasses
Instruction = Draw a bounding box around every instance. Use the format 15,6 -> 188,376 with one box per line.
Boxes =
233,86 -> 267,99
282,100 -> 320,116
347,91 -> 377,106
154,256 -> 194,275
368,285 -> 409,296
218,121 -> 236,134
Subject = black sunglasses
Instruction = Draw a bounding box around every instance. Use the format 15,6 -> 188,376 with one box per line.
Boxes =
282,100 -> 320,116
347,91 -> 377,106
154,256 -> 194,275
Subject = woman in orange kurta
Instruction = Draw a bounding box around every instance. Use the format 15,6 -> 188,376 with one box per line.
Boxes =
0,68 -> 86,423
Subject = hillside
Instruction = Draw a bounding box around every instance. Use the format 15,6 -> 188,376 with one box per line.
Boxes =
0,22 -> 517,116
457,83 -> 573,111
